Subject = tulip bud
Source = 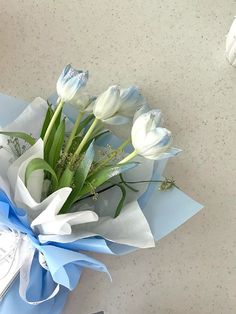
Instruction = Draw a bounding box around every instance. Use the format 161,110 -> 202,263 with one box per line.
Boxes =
131,110 -> 181,160
93,85 -> 121,121
57,64 -> 89,102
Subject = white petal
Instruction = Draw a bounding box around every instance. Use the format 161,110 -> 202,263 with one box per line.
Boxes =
93,86 -> 120,120
226,18 -> 236,66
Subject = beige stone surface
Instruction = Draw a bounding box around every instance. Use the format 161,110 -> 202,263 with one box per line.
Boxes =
0,0 -> 236,313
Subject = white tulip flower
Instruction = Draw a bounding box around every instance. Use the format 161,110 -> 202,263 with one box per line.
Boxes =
226,18 -> 236,66
131,110 -> 181,160
57,64 -> 89,102
93,85 -> 143,125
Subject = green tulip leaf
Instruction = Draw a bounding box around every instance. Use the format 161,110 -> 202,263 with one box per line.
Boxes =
59,141 -> 95,213
75,114 -> 95,136
81,130 -> 109,153
74,141 -> 95,187
25,158 -> 58,190
114,183 -> 127,218
119,173 -> 139,192
0,131 -> 36,146
49,118 -> 65,168
44,107 -> 62,162
58,167 -> 74,189
79,162 -> 138,198
40,105 -> 53,139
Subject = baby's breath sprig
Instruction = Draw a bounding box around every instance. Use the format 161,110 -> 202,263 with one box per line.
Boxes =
56,152 -> 74,171
0,137 -> 30,159
121,177 -> 179,191
91,138 -> 131,175
159,177 -> 177,191
86,181 -> 99,200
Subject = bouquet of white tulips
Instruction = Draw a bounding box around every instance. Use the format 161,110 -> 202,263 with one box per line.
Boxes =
0,65 -> 202,314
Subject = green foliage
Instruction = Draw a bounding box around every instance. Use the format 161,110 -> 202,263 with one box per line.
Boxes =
79,162 -> 138,198
75,114 -> 94,136
0,131 -> 36,146
119,173 -> 139,192
44,107 -> 62,161
25,158 -> 58,190
80,130 -> 109,153
74,140 -> 95,189
58,167 -> 74,189
49,118 -> 65,168
114,183 -> 127,218
59,141 -> 95,213
40,105 -> 53,139
7,99 -> 147,217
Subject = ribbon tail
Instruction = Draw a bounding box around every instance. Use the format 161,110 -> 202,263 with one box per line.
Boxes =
19,245 -> 60,305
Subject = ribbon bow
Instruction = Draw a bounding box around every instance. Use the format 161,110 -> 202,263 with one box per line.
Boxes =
0,190 -> 111,304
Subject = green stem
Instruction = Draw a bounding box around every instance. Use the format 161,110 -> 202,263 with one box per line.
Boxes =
70,117 -> 100,166
118,150 -> 138,164
43,98 -> 64,144
64,111 -> 84,155
74,179 -> 176,203
91,138 -> 131,174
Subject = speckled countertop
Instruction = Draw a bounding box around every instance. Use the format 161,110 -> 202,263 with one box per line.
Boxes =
0,1 -> 236,313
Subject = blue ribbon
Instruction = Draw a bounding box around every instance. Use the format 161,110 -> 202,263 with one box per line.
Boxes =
0,190 -> 112,292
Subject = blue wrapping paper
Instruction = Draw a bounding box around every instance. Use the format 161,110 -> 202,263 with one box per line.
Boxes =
0,262 -> 69,314
0,94 -> 203,314
0,190 -> 112,314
